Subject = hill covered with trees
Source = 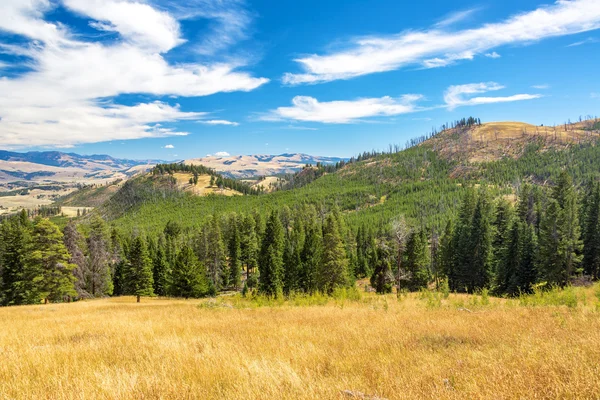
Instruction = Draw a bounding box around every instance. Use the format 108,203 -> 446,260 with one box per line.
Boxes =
2,117 -> 600,305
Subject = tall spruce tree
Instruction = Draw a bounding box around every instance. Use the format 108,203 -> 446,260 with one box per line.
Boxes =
465,190 -> 494,292
28,219 -> 77,304
63,221 -> 89,299
227,215 -> 242,290
538,172 -> 583,286
319,213 -> 349,294
582,184 -> 600,279
152,243 -> 170,296
0,216 -> 35,306
258,211 -> 285,296
240,214 -> 259,286
370,244 -> 393,294
171,245 -> 209,299
86,217 -> 113,297
403,229 -> 430,291
124,236 -> 154,302
300,219 -> 322,293
205,214 -> 227,290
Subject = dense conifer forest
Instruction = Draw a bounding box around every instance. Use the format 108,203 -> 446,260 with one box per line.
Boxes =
2,118 -> 600,305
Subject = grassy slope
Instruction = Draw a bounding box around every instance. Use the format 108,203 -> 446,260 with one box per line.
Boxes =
1,286 -> 599,399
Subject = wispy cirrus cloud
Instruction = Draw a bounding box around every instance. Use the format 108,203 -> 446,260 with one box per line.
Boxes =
261,95 -> 424,124
0,0 -> 267,148
444,82 -> 542,110
200,120 -> 240,126
567,37 -> 599,46
532,84 -> 550,89
283,0 -> 600,85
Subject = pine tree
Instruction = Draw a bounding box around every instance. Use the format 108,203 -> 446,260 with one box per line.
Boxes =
227,215 -> 242,290
492,199 -> 513,275
514,222 -> 537,294
124,236 -> 154,302
258,211 -> 285,296
403,229 -> 430,291
86,217 -> 113,297
0,216 -> 35,305
538,172 -> 583,286
582,184 -> 600,279
63,221 -> 89,299
240,214 -> 259,289
300,219 -> 322,293
283,217 -> 304,294
205,214 -> 226,290
28,219 -> 77,304
465,191 -> 494,292
152,244 -> 170,296
451,189 -> 477,291
370,245 -> 393,294
319,213 -> 349,294
496,220 -> 519,295
171,245 -> 209,299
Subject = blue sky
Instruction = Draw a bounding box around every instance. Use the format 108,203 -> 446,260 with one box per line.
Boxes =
0,0 -> 599,160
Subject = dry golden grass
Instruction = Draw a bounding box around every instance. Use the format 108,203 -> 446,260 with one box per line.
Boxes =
431,120 -> 600,163
172,173 -> 241,197
1,287 -> 600,399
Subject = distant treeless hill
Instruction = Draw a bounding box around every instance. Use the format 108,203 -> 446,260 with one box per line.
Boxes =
184,153 -> 347,178
428,120 -> 600,163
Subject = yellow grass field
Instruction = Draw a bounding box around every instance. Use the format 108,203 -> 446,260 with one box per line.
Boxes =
1,287 -> 600,399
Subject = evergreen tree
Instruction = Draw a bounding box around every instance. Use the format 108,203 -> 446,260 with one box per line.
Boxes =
370,245 -> 393,294
28,219 -> 77,304
205,214 -> 226,290
403,229 -> 430,291
171,245 -> 209,299
227,215 -> 242,290
538,172 -> 583,286
300,219 -> 322,293
514,222 -> 537,294
63,221 -> 89,299
124,236 -> 154,302
465,191 -> 494,292
258,211 -> 285,296
86,217 -> 113,297
240,214 -> 259,289
319,213 -> 349,294
0,216 -> 35,305
582,184 -> 600,279
283,217 -> 304,294
152,244 -> 170,296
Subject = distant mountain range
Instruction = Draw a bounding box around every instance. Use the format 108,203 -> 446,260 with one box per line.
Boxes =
185,153 -> 348,178
0,150 -> 347,187
0,150 -> 162,187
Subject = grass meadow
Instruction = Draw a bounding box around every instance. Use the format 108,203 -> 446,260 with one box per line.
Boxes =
1,286 -> 600,399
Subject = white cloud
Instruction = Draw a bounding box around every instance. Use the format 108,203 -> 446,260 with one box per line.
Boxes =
200,120 -> 240,126
164,144 -> 175,149
0,0 -> 268,148
485,52 -> 501,59
532,84 -> 550,89
567,37 -> 599,46
262,95 -> 424,124
283,0 -> 600,85
435,8 -> 480,28
214,151 -> 231,157
444,82 -> 542,109
63,0 -> 183,52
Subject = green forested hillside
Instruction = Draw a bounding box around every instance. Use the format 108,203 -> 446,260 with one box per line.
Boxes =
3,120 -> 600,307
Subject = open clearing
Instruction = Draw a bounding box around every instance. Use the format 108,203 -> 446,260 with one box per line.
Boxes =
172,173 -> 242,196
1,287 -> 599,399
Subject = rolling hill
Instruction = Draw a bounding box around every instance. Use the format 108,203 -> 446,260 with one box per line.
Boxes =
184,153 -> 347,178
96,118 -> 600,235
